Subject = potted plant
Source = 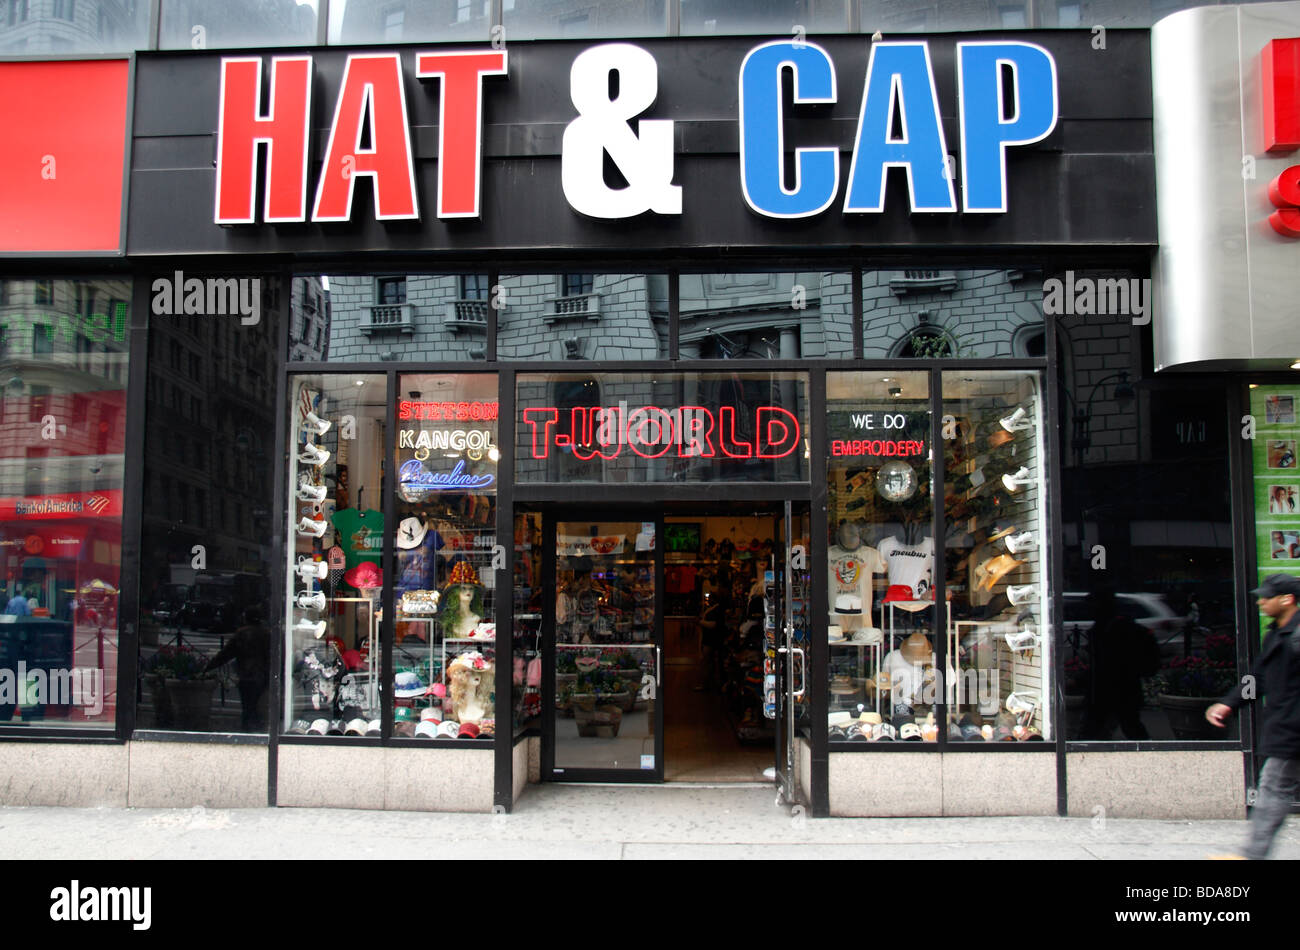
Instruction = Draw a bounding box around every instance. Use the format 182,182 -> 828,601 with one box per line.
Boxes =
143,644 -> 216,730
1155,654 -> 1237,739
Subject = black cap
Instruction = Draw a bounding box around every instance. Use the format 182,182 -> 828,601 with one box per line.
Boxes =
1253,574 -> 1300,599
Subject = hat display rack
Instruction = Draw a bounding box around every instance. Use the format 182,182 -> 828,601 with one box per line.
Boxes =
943,374 -> 1049,737
287,382 -> 382,724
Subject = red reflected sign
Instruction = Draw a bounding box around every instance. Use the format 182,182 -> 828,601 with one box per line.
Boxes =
523,404 -> 801,461
1263,38 -> 1300,237
0,490 -> 123,521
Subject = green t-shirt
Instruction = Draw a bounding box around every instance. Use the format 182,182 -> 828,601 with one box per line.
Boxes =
330,509 -> 383,570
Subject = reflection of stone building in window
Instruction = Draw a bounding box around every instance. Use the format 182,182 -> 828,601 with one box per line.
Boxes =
0,0 -> 146,53
0,278 -> 129,501
322,273 -> 670,362
140,281 -> 281,599
158,0 -> 316,47
335,0 -> 490,43
859,0 -> 1181,31
864,269 -> 1043,359
679,272 -> 852,359
289,276 -> 329,363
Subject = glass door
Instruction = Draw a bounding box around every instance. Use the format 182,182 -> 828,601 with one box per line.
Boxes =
544,512 -> 664,781
773,501 -> 811,804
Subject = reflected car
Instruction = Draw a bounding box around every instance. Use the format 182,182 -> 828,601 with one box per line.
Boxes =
1063,592 -> 1189,655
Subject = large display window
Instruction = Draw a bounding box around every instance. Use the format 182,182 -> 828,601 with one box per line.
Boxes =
392,373 -> 498,741
0,277 -> 130,730
942,370 -> 1052,741
825,371 -> 938,742
283,374 -> 387,737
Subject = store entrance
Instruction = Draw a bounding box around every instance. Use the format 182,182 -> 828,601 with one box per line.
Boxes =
537,502 -> 806,785
661,505 -> 783,782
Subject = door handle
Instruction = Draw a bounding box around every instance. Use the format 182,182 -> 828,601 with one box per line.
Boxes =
791,647 -> 806,700
656,645 -> 662,685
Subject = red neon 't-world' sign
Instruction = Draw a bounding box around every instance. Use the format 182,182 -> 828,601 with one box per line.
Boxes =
523,405 -> 801,461
1262,38 -> 1300,237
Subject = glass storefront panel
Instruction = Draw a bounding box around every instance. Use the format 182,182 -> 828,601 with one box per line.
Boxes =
0,0 -> 149,53
1056,273 -> 1238,741
393,373 -> 497,741
554,519 -> 656,770
139,276 -> 280,732
298,275 -> 491,364
864,269 -> 1045,360
681,0 -> 847,35
282,374 -> 387,737
516,371 -> 809,484
858,0 -> 1257,31
497,274 -> 668,362
681,273 -> 853,360
825,371 -> 934,742
503,0 -> 667,39
0,277 -> 130,730
943,370 -> 1052,742
160,0 -> 317,49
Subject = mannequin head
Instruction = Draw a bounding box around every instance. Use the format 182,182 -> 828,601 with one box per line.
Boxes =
837,520 -> 862,551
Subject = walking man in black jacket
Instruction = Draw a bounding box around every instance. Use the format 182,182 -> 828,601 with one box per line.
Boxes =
1206,573 -> 1300,859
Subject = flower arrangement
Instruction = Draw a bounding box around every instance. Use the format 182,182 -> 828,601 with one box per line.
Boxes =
143,644 -> 211,683
1157,655 -> 1236,698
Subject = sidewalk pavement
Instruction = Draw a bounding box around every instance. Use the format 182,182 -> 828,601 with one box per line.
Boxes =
0,784 -> 1293,860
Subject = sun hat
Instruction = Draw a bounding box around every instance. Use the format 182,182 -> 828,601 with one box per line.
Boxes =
828,711 -> 852,727
899,633 -> 932,664
394,671 -> 428,698
834,594 -> 863,615
414,720 -> 439,738
977,553 -> 1024,591
985,525 -> 1017,543
344,561 -> 383,590
987,429 -> 1015,449
395,516 -> 428,549
827,624 -> 845,643
858,710 -> 883,726
850,626 -> 882,644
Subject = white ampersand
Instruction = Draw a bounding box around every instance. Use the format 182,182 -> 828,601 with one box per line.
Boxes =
561,44 -> 682,218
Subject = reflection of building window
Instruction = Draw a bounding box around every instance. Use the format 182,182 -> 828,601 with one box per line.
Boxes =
383,6 -> 403,40
33,279 -> 52,304
1058,3 -> 1081,26
461,274 -> 489,300
562,274 -> 594,297
32,325 -> 51,356
999,4 -> 1026,27
893,325 -> 956,358
53,0 -> 74,21
29,385 -> 49,423
377,276 -> 407,304
8,0 -> 28,26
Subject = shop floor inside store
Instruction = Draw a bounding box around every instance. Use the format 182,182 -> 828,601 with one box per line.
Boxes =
663,660 -> 773,783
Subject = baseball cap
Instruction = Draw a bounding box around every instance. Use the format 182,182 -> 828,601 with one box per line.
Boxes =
1253,574 -> 1300,599
457,722 -> 481,739
414,720 -> 439,738
344,718 -> 368,736
437,720 -> 460,739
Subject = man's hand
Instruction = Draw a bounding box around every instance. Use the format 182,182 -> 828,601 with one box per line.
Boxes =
1206,703 -> 1233,728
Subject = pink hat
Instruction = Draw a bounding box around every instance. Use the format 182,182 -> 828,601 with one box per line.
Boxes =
344,561 -> 383,590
